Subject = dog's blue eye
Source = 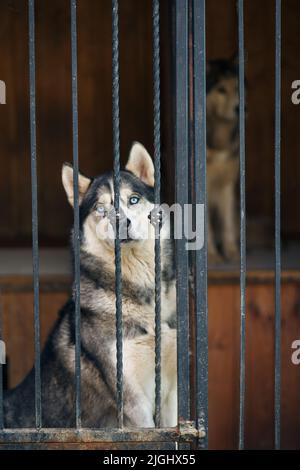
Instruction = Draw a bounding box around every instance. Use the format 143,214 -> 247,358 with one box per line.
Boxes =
96,206 -> 106,217
129,195 -> 140,205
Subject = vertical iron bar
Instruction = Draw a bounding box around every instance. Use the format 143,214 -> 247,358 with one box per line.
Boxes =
112,0 -> 123,428
274,0 -> 281,451
175,0 -> 190,425
28,0 -> 41,429
70,0 -> 81,429
192,0 -> 208,449
237,0 -> 247,451
152,0 -> 162,429
0,299 -> 3,429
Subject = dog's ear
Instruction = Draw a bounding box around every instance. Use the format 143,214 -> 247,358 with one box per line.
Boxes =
126,142 -> 155,187
62,163 -> 91,207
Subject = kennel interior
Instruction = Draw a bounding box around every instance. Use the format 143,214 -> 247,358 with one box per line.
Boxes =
0,0 -> 300,449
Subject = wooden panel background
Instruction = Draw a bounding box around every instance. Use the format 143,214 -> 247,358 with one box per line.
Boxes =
0,0 -> 300,244
1,0 -> 300,451
0,0 -> 155,244
2,277 -> 300,449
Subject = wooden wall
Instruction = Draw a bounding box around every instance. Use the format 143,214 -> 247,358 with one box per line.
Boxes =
0,0 -> 155,245
206,0 -> 300,241
208,276 -> 300,450
2,274 -> 300,449
1,0 -> 300,244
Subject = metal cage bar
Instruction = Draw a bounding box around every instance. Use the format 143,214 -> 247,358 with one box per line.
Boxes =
28,0 -> 42,430
274,0 -> 282,451
112,0 -> 124,428
152,0 -> 162,428
0,303 -> 3,429
192,0 -> 208,449
237,0 -> 247,451
175,0 -> 190,424
70,0 -> 82,429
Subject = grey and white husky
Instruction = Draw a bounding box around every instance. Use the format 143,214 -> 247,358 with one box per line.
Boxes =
4,142 -> 177,428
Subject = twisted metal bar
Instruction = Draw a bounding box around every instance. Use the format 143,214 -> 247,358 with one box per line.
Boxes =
28,0 -> 41,429
112,0 -> 123,428
152,0 -> 162,429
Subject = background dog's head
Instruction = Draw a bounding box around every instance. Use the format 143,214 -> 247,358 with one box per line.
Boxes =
62,142 -> 168,259
206,55 -> 239,121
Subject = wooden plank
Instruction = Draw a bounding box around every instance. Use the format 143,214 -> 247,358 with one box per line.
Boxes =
208,284 -> 240,449
281,283 -> 300,449
0,275 -> 71,292
244,284 -> 275,449
1,290 -> 68,389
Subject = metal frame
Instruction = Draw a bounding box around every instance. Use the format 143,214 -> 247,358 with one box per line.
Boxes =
0,426 -> 203,445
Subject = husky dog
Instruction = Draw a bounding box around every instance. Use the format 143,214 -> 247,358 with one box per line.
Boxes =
4,143 -> 177,428
206,57 -> 240,263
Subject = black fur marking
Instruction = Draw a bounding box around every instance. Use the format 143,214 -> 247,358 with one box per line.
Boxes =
79,172 -> 112,229
121,170 -> 155,203
161,239 -> 176,292
78,170 -> 154,232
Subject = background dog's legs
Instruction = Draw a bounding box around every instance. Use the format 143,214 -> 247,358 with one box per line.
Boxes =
218,183 -> 239,261
207,209 -> 223,264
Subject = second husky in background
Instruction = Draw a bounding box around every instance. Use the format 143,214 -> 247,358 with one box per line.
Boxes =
206,56 -> 240,264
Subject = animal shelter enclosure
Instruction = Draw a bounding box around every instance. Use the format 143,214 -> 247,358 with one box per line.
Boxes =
0,0 -> 300,450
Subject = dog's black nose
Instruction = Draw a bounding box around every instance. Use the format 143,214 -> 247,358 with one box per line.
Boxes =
126,218 -> 131,229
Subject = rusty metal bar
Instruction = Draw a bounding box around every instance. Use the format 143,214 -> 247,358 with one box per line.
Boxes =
0,424 -> 202,444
